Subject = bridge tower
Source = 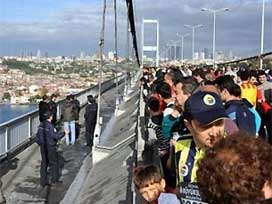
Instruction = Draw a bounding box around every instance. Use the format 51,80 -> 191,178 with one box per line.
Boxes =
141,19 -> 160,67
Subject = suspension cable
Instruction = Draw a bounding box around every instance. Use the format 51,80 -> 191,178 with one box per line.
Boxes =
97,0 -> 107,124
114,0 -> 119,107
126,0 -> 140,66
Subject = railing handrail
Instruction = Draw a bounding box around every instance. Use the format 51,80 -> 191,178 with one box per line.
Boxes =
0,76 -> 120,128
0,74 -> 127,159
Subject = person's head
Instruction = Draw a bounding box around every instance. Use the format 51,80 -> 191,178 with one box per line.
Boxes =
174,77 -> 198,109
66,95 -> 72,101
258,70 -> 267,84
214,69 -> 224,78
214,75 -> 241,102
192,68 -> 205,83
157,82 -> 172,101
249,71 -> 258,85
42,95 -> 48,102
226,65 -> 232,72
87,95 -> 95,103
70,94 -> 76,100
197,132 -> 272,204
43,111 -> 53,122
155,69 -> 165,82
133,165 -> 165,203
50,94 -> 57,102
183,91 -> 227,148
164,68 -> 183,87
147,97 -> 161,115
239,70 -> 250,81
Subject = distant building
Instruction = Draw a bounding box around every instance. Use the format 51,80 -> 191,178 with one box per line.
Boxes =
204,48 -> 209,59
176,46 -> 181,60
80,51 -> 85,60
108,51 -> 115,61
228,50 -> 233,60
216,51 -> 225,61
37,49 -> 41,59
29,85 -> 39,95
193,52 -> 199,60
199,52 -> 205,60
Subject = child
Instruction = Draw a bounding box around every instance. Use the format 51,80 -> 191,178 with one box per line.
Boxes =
133,165 -> 180,204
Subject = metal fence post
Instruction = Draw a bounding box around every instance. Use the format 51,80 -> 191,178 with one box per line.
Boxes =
28,116 -> 32,138
5,126 -> 8,153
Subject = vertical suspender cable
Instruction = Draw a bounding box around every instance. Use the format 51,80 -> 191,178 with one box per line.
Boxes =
127,14 -> 130,61
96,0 -> 107,141
114,0 -> 119,108
126,0 -> 140,66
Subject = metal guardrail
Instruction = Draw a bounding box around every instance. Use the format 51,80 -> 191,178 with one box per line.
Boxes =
0,75 -> 125,159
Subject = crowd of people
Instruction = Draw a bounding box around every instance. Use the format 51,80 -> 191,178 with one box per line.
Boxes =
36,93 -> 97,188
135,65 -> 272,204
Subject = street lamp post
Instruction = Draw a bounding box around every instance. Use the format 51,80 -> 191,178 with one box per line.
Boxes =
177,33 -> 190,61
184,24 -> 203,62
201,7 -> 229,69
169,40 -> 177,61
260,0 -> 265,69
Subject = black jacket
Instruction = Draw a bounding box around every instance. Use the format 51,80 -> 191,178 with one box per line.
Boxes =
36,120 -> 64,147
39,101 -> 49,122
84,102 -> 97,124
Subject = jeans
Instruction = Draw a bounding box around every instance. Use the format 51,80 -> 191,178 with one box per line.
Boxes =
64,121 -> 76,145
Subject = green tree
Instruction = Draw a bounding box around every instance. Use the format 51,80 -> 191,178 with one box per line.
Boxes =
2,92 -> 11,100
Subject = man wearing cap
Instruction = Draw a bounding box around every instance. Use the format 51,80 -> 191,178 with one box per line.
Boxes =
36,111 -> 67,187
169,91 -> 228,203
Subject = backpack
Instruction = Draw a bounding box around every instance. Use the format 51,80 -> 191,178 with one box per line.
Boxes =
35,124 -> 45,145
236,103 -> 256,135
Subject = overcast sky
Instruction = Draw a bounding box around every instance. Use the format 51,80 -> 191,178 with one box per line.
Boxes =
0,0 -> 271,59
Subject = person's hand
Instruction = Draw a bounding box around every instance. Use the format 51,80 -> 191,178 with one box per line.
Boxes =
170,139 -> 176,147
159,150 -> 167,156
64,129 -> 69,135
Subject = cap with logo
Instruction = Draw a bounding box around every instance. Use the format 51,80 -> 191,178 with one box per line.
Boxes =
183,91 -> 228,125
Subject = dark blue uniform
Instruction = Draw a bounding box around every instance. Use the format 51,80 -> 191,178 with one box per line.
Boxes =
84,102 -> 97,147
37,120 -> 64,186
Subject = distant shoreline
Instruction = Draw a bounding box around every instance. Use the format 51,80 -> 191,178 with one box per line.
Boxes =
0,102 -> 37,105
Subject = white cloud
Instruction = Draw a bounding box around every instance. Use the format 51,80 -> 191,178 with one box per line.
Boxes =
0,0 -> 271,57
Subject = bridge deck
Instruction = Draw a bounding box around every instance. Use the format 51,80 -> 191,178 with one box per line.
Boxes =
1,83 -> 132,204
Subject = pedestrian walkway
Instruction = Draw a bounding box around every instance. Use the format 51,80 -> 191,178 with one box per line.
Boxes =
0,84 -> 125,204
60,86 -> 139,204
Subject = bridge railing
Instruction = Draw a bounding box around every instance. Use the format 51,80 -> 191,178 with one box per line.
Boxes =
0,75 -> 125,159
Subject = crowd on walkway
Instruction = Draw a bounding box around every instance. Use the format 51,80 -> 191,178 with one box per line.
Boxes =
135,65 -> 272,204
35,93 -> 97,188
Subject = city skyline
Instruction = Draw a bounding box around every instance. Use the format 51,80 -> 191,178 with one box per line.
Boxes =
0,0 -> 272,58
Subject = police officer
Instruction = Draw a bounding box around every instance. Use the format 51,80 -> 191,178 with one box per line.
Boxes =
37,111 -> 66,187
84,95 -> 97,148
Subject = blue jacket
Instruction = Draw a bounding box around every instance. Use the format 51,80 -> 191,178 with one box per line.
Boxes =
36,120 -> 64,147
242,98 -> 261,134
225,100 -> 256,135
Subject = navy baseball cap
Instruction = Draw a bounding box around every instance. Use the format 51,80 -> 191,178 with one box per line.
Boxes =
184,91 -> 228,125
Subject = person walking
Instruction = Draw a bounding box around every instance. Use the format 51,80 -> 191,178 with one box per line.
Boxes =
84,95 -> 97,148
61,95 -> 77,145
